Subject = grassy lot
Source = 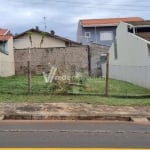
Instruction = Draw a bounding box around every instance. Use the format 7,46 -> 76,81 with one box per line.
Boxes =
0,75 -> 150,105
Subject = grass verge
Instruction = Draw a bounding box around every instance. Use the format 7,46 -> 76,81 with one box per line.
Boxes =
0,75 -> 150,106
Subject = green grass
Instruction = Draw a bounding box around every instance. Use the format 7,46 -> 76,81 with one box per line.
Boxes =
0,75 -> 150,105
83,78 -> 150,96
0,94 -> 150,106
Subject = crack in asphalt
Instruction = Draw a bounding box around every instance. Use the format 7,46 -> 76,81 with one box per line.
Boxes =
0,129 -> 150,134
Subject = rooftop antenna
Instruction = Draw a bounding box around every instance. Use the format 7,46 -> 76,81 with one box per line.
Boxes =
43,16 -> 47,32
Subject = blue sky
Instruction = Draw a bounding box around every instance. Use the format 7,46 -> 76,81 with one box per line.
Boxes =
0,0 -> 150,40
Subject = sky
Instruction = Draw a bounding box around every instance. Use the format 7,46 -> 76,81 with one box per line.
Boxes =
0,0 -> 150,41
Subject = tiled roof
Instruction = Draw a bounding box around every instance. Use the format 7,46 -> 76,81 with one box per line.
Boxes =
0,28 -> 8,35
80,17 -> 144,27
0,28 -> 12,41
0,35 -> 12,41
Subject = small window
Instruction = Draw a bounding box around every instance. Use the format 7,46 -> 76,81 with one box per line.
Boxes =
100,31 -> 113,41
0,41 -> 8,53
100,55 -> 107,64
85,32 -> 91,38
147,44 -> 150,57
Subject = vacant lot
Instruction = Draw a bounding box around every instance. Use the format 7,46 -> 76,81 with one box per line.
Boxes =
0,75 -> 150,105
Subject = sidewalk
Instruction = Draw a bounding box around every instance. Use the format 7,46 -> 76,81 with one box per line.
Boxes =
0,103 -> 150,121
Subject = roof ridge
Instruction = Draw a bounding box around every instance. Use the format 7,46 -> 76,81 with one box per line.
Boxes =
14,28 -> 80,45
80,17 -> 144,27
80,17 -> 143,21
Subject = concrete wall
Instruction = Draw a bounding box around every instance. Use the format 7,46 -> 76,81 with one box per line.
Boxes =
0,37 -> 15,76
14,32 -> 66,49
109,22 -> 150,89
89,44 -> 109,77
14,46 -> 89,75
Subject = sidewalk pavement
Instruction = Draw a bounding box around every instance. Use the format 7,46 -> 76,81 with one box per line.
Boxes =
0,103 -> 150,122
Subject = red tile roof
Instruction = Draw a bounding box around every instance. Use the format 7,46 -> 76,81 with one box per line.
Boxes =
80,17 -> 144,27
0,28 -> 8,35
0,28 -> 12,41
0,35 -> 12,41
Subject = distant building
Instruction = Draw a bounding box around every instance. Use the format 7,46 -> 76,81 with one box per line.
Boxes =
14,28 -> 80,49
77,17 -> 144,46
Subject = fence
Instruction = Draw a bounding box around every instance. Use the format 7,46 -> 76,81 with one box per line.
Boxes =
0,46 -> 109,95
0,60 -> 150,97
0,60 -> 106,95
0,46 -> 150,96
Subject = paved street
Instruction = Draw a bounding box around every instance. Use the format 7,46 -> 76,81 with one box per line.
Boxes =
0,120 -> 150,148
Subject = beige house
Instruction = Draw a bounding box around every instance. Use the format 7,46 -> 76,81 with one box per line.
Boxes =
108,21 -> 150,89
0,28 -> 15,76
14,28 -> 80,49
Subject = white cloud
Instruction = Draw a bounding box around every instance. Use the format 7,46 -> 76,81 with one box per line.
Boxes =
0,0 -> 149,40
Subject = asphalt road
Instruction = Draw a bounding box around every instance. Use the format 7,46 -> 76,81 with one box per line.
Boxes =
0,120 -> 150,148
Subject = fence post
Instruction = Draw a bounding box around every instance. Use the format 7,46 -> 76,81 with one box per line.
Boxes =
27,60 -> 32,94
105,53 -> 109,96
87,45 -> 91,76
27,48 -> 32,94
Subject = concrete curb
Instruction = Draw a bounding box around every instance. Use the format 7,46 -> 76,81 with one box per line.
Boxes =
131,117 -> 150,123
0,115 -> 4,120
1,103 -> 150,122
3,113 -> 150,122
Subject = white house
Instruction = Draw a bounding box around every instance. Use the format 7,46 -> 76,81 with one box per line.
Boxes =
14,28 -> 80,49
108,21 -> 150,89
0,28 -> 15,76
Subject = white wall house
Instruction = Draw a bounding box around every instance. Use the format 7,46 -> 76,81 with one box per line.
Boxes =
0,28 -> 15,76
108,21 -> 150,89
14,28 -> 80,49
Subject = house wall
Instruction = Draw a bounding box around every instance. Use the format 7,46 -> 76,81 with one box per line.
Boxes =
77,25 -> 116,46
14,32 -> 66,49
77,23 -> 83,43
108,22 -> 150,89
0,37 -> 15,76
14,46 -> 89,75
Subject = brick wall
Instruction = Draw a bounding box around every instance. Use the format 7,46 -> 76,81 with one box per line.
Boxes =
14,46 -> 89,75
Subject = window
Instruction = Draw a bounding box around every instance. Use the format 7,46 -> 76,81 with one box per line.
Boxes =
85,32 -> 91,38
0,41 -> 8,54
100,55 -> 107,64
100,31 -> 113,41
